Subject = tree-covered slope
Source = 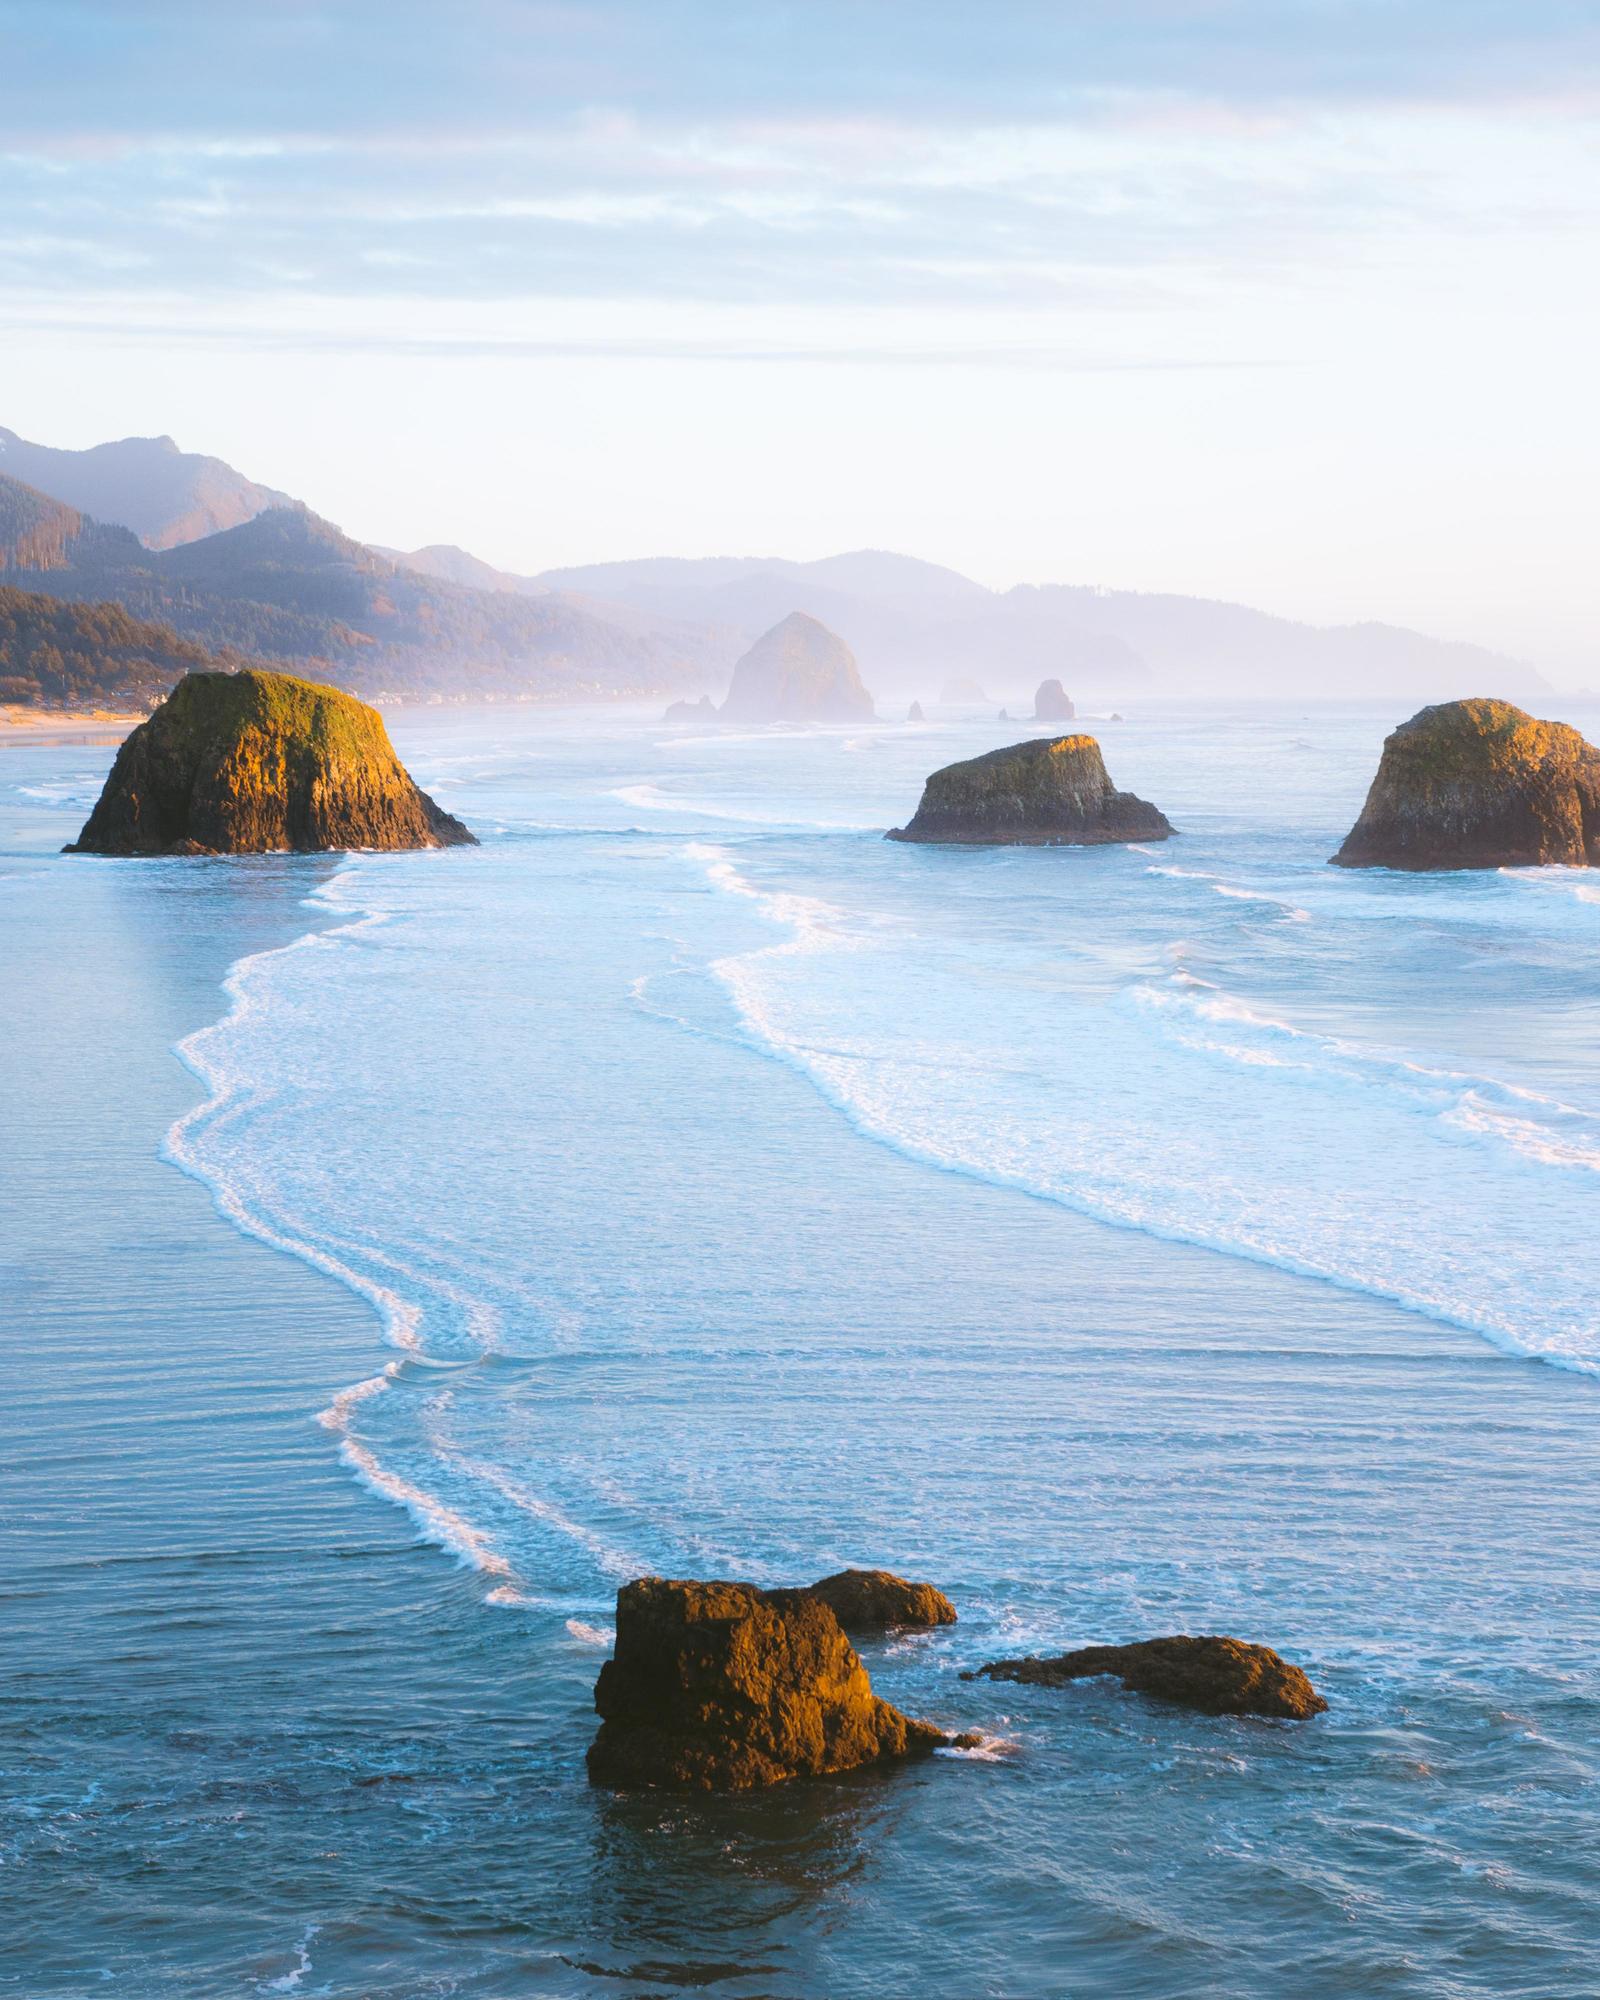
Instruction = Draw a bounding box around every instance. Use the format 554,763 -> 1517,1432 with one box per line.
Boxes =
1,479 -> 704,701
0,586 -> 220,708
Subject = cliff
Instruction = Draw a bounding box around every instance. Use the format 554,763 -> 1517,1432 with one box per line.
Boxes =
888,734 -> 1172,845
67,669 -> 475,855
719,611 -> 875,723
1333,698 -> 1600,870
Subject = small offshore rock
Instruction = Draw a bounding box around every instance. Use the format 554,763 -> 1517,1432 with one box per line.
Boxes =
907,700 -> 925,723
806,1568 -> 957,1632
1333,697 -> 1600,870
663,694 -> 716,723
967,1635 -> 1326,1720
587,1578 -> 953,1791
1033,677 -> 1075,721
66,668 -> 475,855
888,734 -> 1172,846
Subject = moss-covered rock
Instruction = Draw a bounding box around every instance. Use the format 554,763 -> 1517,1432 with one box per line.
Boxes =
719,612 -> 875,723
967,1635 -> 1325,1719
888,734 -> 1172,846
67,668 -> 475,855
587,1577 -> 956,1790
1334,698 -> 1600,870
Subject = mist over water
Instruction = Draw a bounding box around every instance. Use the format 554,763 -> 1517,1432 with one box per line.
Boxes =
5,700 -> 1600,1997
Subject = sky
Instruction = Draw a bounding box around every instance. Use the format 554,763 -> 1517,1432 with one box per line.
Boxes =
2,1 -> 1598,675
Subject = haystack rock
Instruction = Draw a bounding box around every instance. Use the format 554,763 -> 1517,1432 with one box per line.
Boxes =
907,701 -> 925,723
968,1636 -> 1325,1720
805,1568 -> 957,1633
888,735 -> 1172,846
66,669 -> 475,855
1033,677 -> 1075,721
718,611 -> 875,724
663,693 -> 716,723
586,1577 -> 968,1791
1333,698 -> 1600,871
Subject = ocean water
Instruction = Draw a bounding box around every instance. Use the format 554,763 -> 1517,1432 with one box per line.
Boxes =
4,700 -> 1600,1998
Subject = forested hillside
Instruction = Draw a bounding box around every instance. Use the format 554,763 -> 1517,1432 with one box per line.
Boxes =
1,476 -> 707,702
0,587 -> 221,708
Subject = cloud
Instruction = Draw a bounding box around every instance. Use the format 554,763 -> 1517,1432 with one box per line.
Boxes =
0,2 -> 1596,342
4,1 -> 1599,140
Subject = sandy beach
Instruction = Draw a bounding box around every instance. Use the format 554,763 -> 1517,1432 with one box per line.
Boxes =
0,705 -> 143,746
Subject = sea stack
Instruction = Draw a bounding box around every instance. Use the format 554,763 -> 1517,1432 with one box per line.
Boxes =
719,612 -> 875,724
663,694 -> 716,723
66,669 -> 475,855
1033,677 -> 1075,721
907,700 -> 925,723
587,1578 -> 960,1791
1333,699 -> 1600,871
888,735 -> 1172,846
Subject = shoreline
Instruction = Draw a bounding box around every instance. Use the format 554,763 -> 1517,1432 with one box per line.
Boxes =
0,704 -> 143,745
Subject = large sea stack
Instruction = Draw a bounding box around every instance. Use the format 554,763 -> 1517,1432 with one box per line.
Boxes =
1332,699 -> 1600,871
889,735 -> 1172,846
1033,677 -> 1075,721
67,669 -> 475,855
719,612 -> 875,724
587,1577 -> 960,1791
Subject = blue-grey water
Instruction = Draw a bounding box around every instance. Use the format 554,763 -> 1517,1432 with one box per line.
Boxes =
4,700 -> 1599,1998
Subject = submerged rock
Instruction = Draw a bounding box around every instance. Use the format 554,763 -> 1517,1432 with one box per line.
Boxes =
805,1569 -> 957,1633
888,734 -> 1172,846
907,701 -> 925,723
1033,677 -> 1075,721
1332,698 -> 1600,871
968,1636 -> 1325,1719
719,612 -> 875,724
587,1578 -> 957,1791
663,693 -> 716,723
66,669 -> 474,856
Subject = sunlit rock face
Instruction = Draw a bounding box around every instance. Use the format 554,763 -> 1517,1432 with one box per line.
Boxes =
804,1568 -> 956,1633
1333,698 -> 1600,871
67,669 -> 476,855
586,1578 -> 956,1791
888,734 -> 1172,846
969,1635 -> 1327,1719
719,612 -> 875,723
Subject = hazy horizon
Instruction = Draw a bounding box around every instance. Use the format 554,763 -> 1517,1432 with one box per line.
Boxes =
5,3 -> 1597,676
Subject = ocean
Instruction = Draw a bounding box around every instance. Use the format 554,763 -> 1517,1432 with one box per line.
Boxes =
4,698 -> 1598,1998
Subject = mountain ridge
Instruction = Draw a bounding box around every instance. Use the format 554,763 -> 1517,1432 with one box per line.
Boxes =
0,479 -> 708,705
0,427 -> 297,549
